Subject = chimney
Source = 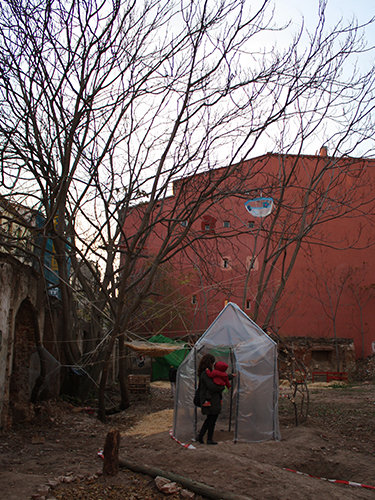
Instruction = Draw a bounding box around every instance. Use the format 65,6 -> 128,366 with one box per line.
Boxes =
319,146 -> 328,157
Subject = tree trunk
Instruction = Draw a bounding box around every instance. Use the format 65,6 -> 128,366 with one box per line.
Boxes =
118,334 -> 130,410
54,237 -> 80,365
103,429 -> 121,476
30,309 -> 48,404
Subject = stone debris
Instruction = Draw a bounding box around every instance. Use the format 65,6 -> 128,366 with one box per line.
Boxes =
159,482 -> 180,495
354,353 -> 375,380
31,477 -> 63,499
154,476 -> 196,497
32,471 -> 105,499
154,476 -> 171,489
180,488 -> 196,499
46,480 -> 59,489
37,485 -> 50,495
154,476 -> 181,495
57,475 -> 76,483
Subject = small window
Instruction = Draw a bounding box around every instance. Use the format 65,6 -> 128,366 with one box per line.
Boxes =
246,255 -> 258,271
181,220 -> 187,227
224,299 -> 229,307
248,221 -> 254,228
246,257 -> 254,271
191,294 -> 197,305
201,215 -> 216,233
245,299 -> 251,310
223,221 -> 230,228
223,258 -> 230,269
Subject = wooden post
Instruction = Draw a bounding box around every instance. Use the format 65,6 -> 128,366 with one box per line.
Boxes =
103,428 -> 121,476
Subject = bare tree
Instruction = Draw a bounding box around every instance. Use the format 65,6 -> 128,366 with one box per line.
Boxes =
0,0 -> 374,419
345,263 -> 375,359
251,154 -> 375,330
303,253 -> 354,371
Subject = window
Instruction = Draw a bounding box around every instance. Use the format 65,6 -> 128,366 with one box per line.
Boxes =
201,215 -> 216,233
223,258 -> 230,269
248,221 -> 254,228
224,299 -> 229,307
246,255 -> 258,271
245,299 -> 251,310
246,257 -> 254,271
223,220 -> 230,228
191,294 -> 197,305
181,220 -> 187,227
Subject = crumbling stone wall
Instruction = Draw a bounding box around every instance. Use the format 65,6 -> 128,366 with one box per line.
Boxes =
0,256 -> 40,427
0,254 -> 61,428
276,336 -> 356,379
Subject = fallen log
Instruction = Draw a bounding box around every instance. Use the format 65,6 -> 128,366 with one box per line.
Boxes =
118,456 -> 252,500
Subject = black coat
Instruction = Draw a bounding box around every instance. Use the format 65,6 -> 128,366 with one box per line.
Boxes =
199,371 -> 225,415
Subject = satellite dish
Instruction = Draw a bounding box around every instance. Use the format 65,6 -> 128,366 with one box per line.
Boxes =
245,197 -> 273,218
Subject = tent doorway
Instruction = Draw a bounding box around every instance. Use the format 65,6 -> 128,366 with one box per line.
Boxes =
192,346 -> 238,442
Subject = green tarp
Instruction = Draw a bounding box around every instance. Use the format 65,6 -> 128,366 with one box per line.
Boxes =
149,334 -> 189,380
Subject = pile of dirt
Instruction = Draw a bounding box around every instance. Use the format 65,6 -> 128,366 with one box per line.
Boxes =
1,381 -> 375,500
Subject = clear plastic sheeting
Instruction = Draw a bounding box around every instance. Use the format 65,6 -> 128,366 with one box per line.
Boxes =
244,197 -> 274,217
29,346 -> 61,399
172,302 -> 280,444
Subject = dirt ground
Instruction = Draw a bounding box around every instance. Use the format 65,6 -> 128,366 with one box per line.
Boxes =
1,380 -> 375,500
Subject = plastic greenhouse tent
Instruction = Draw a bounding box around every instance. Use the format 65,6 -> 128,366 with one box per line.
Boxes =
172,302 -> 280,444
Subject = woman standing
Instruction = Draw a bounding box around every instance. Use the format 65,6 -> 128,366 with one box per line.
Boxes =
196,354 -> 225,445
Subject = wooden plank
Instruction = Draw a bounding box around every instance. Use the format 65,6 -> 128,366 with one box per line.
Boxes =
128,374 -> 150,394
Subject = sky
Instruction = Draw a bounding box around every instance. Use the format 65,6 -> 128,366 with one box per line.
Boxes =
276,0 -> 375,59
243,0 -> 375,157
277,0 -> 374,30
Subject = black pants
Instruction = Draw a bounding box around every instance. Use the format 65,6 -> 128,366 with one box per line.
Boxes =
199,414 -> 218,441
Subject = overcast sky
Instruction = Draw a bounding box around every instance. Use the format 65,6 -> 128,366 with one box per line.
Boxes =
246,0 -> 375,157
277,0 -> 375,55
277,0 -> 373,26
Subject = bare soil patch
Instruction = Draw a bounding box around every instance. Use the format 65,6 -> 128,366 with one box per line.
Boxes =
1,381 -> 375,500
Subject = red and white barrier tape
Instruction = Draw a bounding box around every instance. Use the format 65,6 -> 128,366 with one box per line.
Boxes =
169,429 -> 196,449
284,468 -> 375,490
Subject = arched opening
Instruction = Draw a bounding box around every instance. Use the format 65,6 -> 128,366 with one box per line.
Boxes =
9,299 -> 36,423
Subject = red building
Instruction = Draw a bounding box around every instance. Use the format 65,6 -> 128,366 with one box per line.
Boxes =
122,148 -> 375,366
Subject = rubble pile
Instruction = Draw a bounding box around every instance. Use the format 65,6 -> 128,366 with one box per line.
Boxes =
352,354 -> 375,381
